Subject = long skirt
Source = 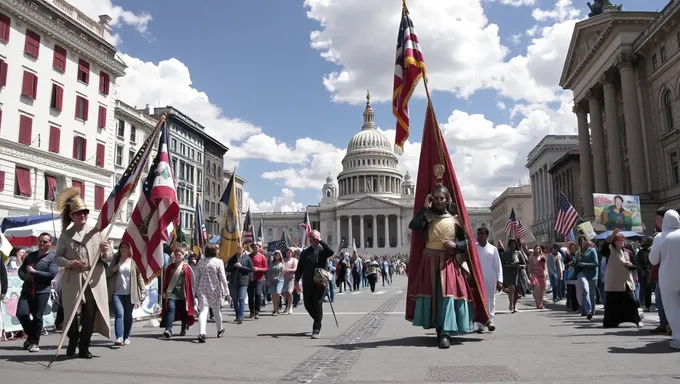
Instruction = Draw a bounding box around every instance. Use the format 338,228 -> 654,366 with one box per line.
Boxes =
410,248 -> 474,335
603,288 -> 641,328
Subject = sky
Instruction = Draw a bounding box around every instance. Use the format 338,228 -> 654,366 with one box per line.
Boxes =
70,0 -> 668,211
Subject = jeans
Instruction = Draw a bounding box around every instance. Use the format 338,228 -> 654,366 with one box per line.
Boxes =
16,292 -> 50,344
112,294 -> 133,340
598,280 -> 606,306
327,280 -> 335,303
548,274 -> 559,301
577,273 -> 597,315
247,280 -> 264,315
163,298 -> 187,334
230,285 -> 247,319
655,284 -> 668,328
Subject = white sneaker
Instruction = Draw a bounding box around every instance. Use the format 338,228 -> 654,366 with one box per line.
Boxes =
124,339 -> 130,345
114,338 -> 124,346
636,322 -> 644,328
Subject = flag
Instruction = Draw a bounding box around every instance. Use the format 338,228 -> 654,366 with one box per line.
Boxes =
503,208 -> 519,237
405,102 -> 489,326
516,219 -> 529,239
274,230 -> 287,253
192,196 -> 207,255
555,192 -> 579,238
242,207 -> 254,246
94,116 -> 164,233
392,1 -> 426,154
299,211 -> 311,248
0,230 -> 12,265
123,121 -> 180,283
218,171 -> 241,263
257,217 -> 263,242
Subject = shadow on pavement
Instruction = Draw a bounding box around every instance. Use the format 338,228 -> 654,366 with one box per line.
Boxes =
0,353 -> 85,366
133,333 -> 197,342
321,336 -> 484,350
608,340 -> 680,354
257,332 -> 310,338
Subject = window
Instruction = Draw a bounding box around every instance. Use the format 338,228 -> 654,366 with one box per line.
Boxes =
53,45 -> 66,72
0,13 -> 10,43
180,143 -> 186,156
171,138 -> 177,150
0,59 -> 7,87
97,105 -> 107,128
72,180 -> 84,198
197,153 -> 202,163
652,54 -> 658,71
18,115 -> 32,145
24,29 -> 40,58
50,84 -> 63,111
49,126 -> 60,153
98,71 -> 109,95
75,96 -> 89,120
130,126 -> 136,142
14,167 -> 31,197
94,186 -> 105,210
77,59 -> 89,84
115,145 -> 123,166
661,46 -> 667,63
172,158 -> 177,175
96,143 -> 105,167
129,148 -> 135,163
44,175 -> 56,201
212,164 -> 216,176
671,152 -> 680,185
117,119 -> 124,137
21,71 -> 38,100
197,169 -> 202,188
72,136 -> 87,161
126,200 -> 134,221
664,90 -> 674,131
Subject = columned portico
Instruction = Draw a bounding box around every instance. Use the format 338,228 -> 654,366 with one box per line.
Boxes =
336,212 -> 401,250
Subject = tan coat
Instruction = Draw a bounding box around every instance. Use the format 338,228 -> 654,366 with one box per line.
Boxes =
106,255 -> 147,305
54,225 -> 113,339
605,246 -> 636,292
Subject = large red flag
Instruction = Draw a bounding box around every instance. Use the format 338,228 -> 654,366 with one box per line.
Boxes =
405,102 -> 490,325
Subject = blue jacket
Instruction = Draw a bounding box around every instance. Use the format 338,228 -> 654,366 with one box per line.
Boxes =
18,250 -> 58,295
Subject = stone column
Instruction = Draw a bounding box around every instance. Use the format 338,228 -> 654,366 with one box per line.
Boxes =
537,168 -> 543,220
336,215 -> 341,249
545,164 -> 553,218
575,103 -> 595,218
588,90 -> 608,193
601,72 -> 624,193
397,214 -> 402,246
384,214 -> 390,247
348,215 -> 353,247
617,54 -> 646,194
372,214 -> 378,248
359,215 -> 365,248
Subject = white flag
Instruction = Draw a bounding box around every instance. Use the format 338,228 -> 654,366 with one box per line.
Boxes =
0,230 -> 12,264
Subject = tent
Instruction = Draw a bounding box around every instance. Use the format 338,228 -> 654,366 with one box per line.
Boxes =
1,214 -> 54,232
594,230 -> 645,241
3,219 -> 125,247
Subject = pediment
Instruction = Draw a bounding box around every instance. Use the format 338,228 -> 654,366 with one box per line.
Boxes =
339,196 -> 403,210
560,18 -> 613,88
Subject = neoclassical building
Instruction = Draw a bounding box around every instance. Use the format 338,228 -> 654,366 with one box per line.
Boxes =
252,92 -> 492,255
560,3 -> 680,230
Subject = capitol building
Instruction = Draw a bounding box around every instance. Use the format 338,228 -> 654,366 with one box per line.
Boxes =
252,92 -> 491,256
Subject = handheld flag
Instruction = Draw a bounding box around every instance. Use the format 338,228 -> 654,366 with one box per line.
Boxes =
257,217 -> 263,242
242,208 -> 254,247
299,211 -> 311,248
218,171 -> 241,263
192,196 -> 207,255
555,192 -> 579,238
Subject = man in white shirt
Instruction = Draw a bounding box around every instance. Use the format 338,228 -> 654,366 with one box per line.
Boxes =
475,227 -> 503,332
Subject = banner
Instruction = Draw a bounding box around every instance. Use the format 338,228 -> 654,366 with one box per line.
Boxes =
592,193 -> 642,232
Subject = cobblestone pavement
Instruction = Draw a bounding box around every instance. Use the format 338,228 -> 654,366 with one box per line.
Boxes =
0,275 -> 678,383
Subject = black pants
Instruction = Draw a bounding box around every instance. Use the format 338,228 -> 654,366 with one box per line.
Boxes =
352,271 -> 361,291
247,280 -> 264,315
302,282 -> 325,332
292,291 -> 300,307
367,274 -> 378,292
67,288 -> 97,352
16,292 -> 50,344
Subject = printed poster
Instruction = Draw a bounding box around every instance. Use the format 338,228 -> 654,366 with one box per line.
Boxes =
592,193 -> 642,232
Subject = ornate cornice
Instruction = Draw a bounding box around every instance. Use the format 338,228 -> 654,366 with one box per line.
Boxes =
114,101 -> 155,132
0,137 -> 114,182
600,71 -> 615,85
3,0 -> 126,77
615,52 -> 637,70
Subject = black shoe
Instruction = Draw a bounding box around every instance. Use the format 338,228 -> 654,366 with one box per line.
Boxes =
650,325 -> 667,334
488,324 -> 496,332
23,340 -> 31,350
586,314 -> 593,320
66,343 -> 77,357
180,326 -> 187,337
439,335 -> 451,349
78,350 -> 93,359
198,334 -> 206,343
217,329 -> 225,338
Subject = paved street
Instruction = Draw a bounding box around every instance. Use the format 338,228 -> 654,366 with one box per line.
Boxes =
0,275 -> 678,383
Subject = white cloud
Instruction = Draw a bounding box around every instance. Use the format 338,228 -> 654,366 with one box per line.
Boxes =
498,0 -> 537,6
531,0 -> 581,22
245,189 -> 306,213
67,0 -> 152,44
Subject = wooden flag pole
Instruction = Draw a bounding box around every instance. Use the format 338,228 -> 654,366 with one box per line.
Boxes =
48,113 -> 167,368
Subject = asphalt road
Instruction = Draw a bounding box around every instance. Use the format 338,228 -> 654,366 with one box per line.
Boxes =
0,275 -> 678,383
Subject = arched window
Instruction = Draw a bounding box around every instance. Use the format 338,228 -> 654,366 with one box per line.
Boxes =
326,190 -> 331,197
664,90 -> 675,131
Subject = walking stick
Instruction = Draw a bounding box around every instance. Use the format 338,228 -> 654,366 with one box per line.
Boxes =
325,290 -> 339,328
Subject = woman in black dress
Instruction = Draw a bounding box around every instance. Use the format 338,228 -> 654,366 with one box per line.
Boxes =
602,232 -> 642,328
501,239 -> 528,313
564,242 -> 580,312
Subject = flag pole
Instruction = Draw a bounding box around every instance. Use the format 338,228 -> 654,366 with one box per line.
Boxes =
48,113 -> 167,368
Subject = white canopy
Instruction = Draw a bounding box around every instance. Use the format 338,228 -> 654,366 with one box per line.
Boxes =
4,219 -> 125,241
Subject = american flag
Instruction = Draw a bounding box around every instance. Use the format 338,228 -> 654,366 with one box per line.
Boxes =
257,216 -> 263,242
242,207 -> 254,246
299,211 -> 311,247
123,121 -> 179,283
275,230 -> 287,253
555,192 -> 579,237
193,195 -> 207,250
94,117 -> 164,233
392,1 -> 426,154
504,208 -> 528,239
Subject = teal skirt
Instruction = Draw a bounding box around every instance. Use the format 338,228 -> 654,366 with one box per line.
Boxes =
411,273 -> 474,335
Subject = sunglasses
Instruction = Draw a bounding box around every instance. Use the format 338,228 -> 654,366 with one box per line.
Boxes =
39,240 -> 51,244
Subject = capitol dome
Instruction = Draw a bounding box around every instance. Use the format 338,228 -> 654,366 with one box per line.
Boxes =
336,90 -> 406,200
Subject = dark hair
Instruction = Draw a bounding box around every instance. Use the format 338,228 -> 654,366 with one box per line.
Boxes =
614,195 -> 624,203
477,227 -> 489,235
204,244 -> 218,258
38,232 -> 52,241
656,206 -> 669,218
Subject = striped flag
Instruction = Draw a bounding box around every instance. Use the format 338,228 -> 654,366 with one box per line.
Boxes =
94,116 -> 164,233
392,1 -> 426,154
257,216 -> 263,242
516,219 -> 529,239
504,208 -> 527,239
242,207 -> 254,246
123,121 -> 180,283
299,211 -> 311,248
275,230 -> 287,253
555,192 -> 579,237
192,196 -> 206,255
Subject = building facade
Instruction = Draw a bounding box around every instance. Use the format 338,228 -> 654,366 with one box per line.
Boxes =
203,140 -> 228,235
560,3 -> 680,231
525,135 -> 579,244
252,91 -> 491,255
490,185 -> 534,246
112,100 -> 155,229
548,148 -> 583,241
0,0 -> 125,219
221,169 -> 247,237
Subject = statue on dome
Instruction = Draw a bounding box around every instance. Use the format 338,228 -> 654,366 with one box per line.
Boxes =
587,0 -> 622,17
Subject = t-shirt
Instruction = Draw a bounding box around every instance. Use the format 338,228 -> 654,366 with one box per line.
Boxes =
114,258 -> 132,295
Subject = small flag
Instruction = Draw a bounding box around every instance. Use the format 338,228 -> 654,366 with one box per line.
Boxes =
218,170 -> 242,263
275,230 -> 287,253
257,217 -> 263,242
192,196 -> 206,255
242,208 -> 254,246
504,208 -> 527,239
0,230 -> 13,265
555,192 -> 579,238
299,211 -> 311,248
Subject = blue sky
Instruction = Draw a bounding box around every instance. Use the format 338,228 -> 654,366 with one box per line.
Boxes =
79,0 -> 668,210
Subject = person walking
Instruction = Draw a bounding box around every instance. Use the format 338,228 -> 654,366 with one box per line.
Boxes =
195,244 -> 229,342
